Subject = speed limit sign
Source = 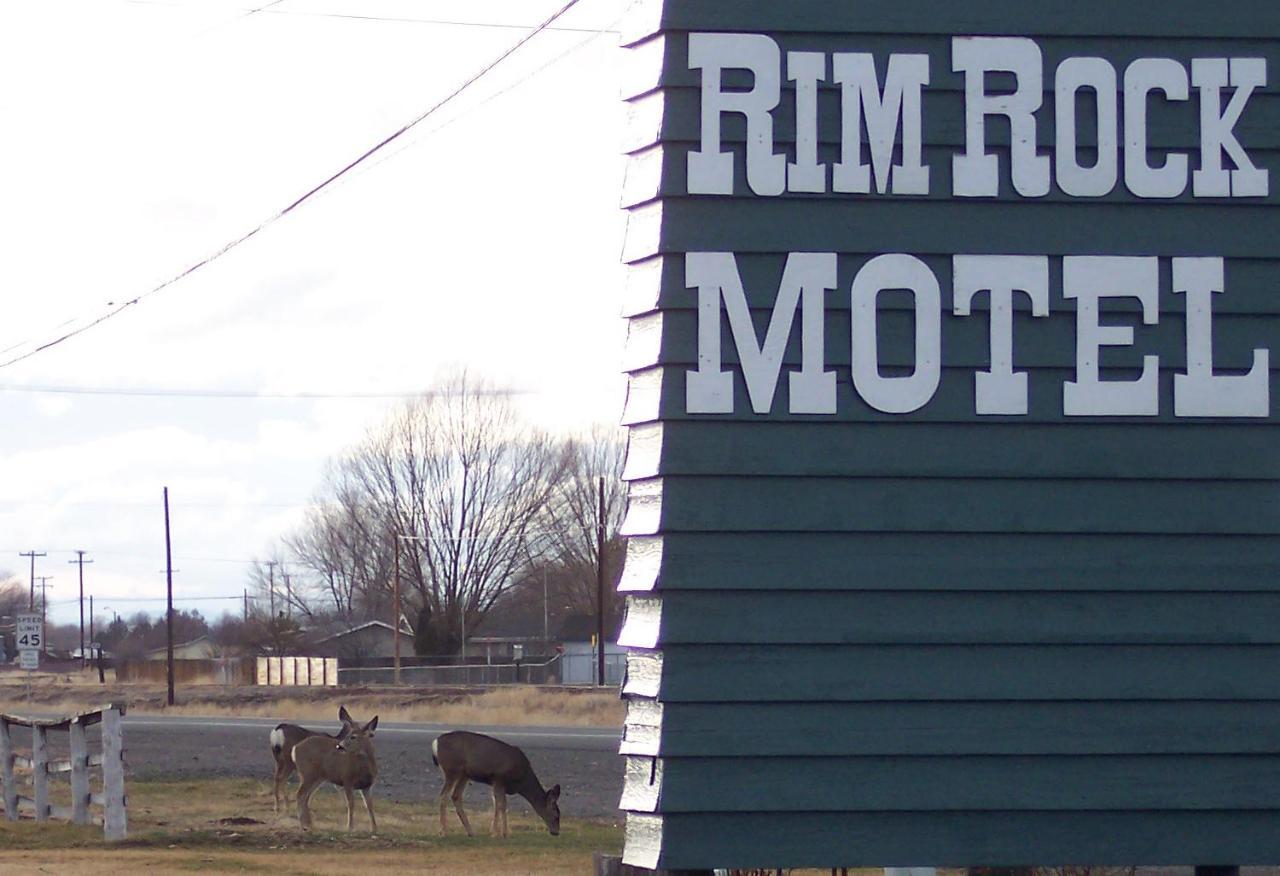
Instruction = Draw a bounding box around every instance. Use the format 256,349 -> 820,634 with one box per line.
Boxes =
16,613 -> 42,653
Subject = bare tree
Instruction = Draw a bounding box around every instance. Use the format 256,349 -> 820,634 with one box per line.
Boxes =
286,468 -> 395,623
542,425 -> 628,624
247,553 -> 322,622
289,372 -> 572,654
0,571 -> 27,620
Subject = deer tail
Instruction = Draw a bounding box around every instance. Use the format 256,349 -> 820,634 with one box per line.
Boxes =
431,736 -> 439,767
269,726 -> 285,755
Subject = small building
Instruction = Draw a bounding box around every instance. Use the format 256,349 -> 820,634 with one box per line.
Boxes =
310,621 -> 414,660
557,614 -> 625,685
142,635 -> 216,660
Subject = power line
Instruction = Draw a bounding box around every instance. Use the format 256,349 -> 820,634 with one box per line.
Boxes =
124,0 -> 617,34
313,2 -> 623,203
0,0 -> 587,372
47,594 -> 242,606
0,384 -> 529,399
257,7 -> 617,34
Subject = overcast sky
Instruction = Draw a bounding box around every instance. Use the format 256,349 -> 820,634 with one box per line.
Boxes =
0,0 -> 629,627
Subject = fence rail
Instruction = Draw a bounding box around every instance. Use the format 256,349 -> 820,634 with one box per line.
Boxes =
0,704 -> 127,840
336,655 -> 566,686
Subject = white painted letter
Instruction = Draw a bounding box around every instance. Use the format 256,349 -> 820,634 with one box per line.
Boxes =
788,51 -> 826,193
1173,257 -> 1270,417
1124,59 -> 1189,198
952,37 -> 1050,198
850,254 -> 941,414
686,252 -> 837,415
833,53 -> 931,195
1063,256 -> 1160,416
1055,58 -> 1119,197
688,33 -> 785,196
1192,58 -> 1269,198
953,255 -> 1051,415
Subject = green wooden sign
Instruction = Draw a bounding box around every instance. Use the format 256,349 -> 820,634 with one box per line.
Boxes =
616,0 -> 1280,870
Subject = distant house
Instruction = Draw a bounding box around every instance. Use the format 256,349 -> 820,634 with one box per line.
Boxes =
142,635 -> 217,661
310,621 -> 414,660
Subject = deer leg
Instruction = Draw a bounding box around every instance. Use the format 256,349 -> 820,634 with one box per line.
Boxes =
489,786 -> 500,836
273,756 -> 295,814
296,775 -> 322,831
438,777 -> 453,835
492,786 -> 509,838
343,786 -> 356,832
451,778 -> 474,837
359,789 -> 377,835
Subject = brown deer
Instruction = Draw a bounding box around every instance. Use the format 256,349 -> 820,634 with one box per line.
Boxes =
292,714 -> 379,833
268,706 -> 353,813
431,730 -> 561,838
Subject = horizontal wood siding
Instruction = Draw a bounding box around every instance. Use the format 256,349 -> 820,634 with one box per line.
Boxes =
633,811 -> 1280,870
617,1 -> 1280,869
624,700 -> 1280,757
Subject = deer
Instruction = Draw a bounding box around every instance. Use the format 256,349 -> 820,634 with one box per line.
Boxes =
268,706 -> 354,813
292,713 -> 379,833
431,730 -> 561,838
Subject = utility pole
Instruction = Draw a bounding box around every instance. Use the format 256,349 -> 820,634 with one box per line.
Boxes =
69,551 -> 92,669
243,589 -> 249,621
163,487 -> 175,707
283,573 -> 292,618
19,551 -> 46,611
36,576 -> 53,655
596,476 -> 607,687
89,595 -> 103,684
265,561 -> 278,618
392,531 -> 401,685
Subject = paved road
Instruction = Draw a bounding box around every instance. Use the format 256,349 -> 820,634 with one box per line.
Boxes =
119,715 -> 625,821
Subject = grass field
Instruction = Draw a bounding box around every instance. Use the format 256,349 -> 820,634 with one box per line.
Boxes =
0,675 -> 624,728
0,777 -> 623,874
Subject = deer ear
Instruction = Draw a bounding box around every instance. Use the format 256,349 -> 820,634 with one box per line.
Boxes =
335,723 -> 352,741
548,785 -> 560,801
338,706 -> 353,725
364,716 -> 379,735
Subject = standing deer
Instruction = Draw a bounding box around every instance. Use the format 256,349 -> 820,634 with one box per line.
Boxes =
293,714 -> 379,833
268,706 -> 354,813
432,730 -> 561,838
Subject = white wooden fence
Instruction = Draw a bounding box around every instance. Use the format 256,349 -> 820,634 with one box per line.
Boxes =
0,704 -> 127,840
257,656 -> 339,686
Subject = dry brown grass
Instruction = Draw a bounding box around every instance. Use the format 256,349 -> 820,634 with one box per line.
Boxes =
0,674 -> 624,728
0,777 -> 622,874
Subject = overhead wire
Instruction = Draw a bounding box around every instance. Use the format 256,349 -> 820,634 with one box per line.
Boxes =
123,0 -> 616,34
0,0 -> 589,372
257,7 -> 617,34
0,384 -> 529,399
306,0 -> 625,207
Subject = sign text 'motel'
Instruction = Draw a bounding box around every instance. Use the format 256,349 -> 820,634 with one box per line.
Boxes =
685,35 -> 1271,419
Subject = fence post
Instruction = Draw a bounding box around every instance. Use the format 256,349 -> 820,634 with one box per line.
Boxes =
69,718 -> 90,825
0,718 -> 14,821
32,725 -> 48,821
101,707 -> 127,841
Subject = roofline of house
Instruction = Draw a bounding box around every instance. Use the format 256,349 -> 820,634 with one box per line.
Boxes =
312,620 -> 414,645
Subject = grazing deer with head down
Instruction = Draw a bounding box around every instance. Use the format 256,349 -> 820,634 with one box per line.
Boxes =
268,706 -> 353,813
292,714 -> 379,833
432,730 -> 561,838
